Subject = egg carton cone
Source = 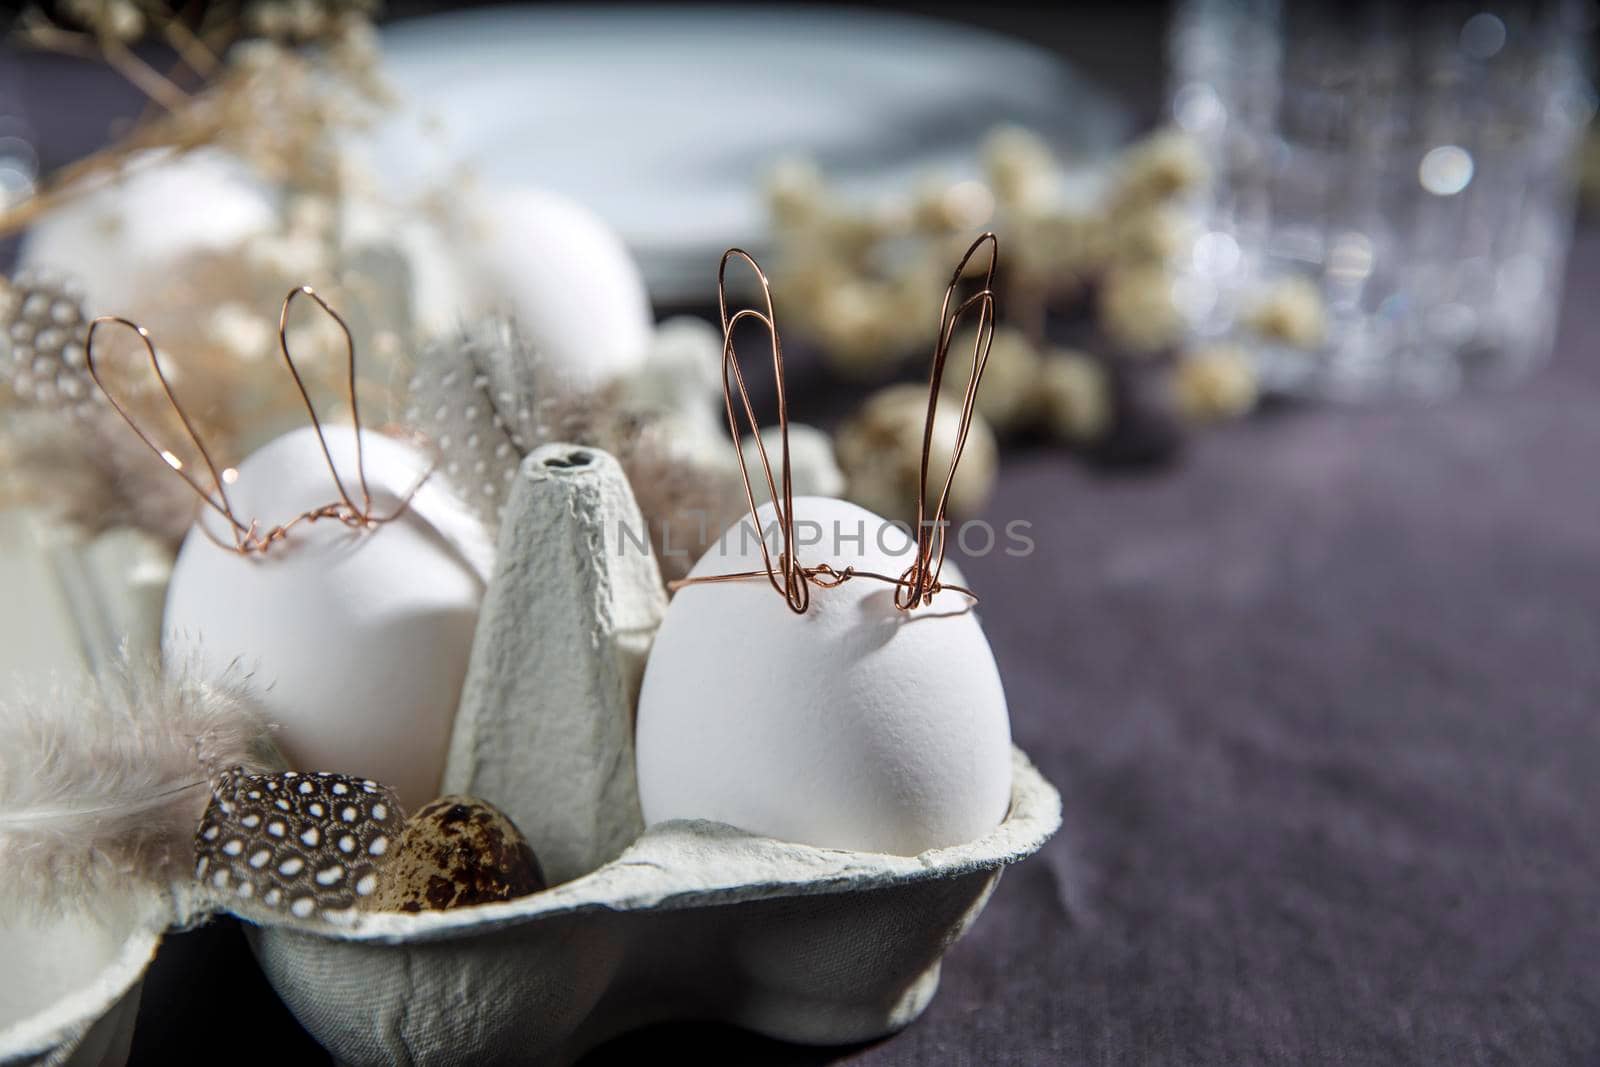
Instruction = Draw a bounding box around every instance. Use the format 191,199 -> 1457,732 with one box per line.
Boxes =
0,444 -> 1061,1067
443,444 -> 665,883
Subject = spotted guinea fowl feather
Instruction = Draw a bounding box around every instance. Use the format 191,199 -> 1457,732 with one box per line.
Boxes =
404,315 -> 547,531
193,768 -> 404,925
0,651 -> 278,914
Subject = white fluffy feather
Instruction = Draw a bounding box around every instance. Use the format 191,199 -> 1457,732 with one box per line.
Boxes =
0,650 -> 278,914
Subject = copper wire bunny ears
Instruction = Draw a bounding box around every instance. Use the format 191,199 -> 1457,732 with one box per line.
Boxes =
672,232 -> 999,614
85,286 -> 425,555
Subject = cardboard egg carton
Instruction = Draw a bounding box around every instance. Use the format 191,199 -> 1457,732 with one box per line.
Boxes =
0,898 -> 158,1067
248,749 -> 1057,1065
0,446 -> 1060,1067
0,755 -> 1057,1067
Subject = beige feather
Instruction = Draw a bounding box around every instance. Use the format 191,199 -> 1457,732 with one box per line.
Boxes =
0,650 -> 279,914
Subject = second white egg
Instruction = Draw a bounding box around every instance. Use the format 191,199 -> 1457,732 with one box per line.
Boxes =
635,496 -> 1014,856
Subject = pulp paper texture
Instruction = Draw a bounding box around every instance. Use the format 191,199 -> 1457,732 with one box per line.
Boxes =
250,749 -> 1059,1067
445,445 -> 666,884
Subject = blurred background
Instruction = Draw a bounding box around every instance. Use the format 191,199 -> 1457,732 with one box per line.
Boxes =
3,2 -> 1599,1064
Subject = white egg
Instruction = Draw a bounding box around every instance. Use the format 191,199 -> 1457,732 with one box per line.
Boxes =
338,197 -> 469,342
162,426 -> 488,810
20,149 -> 277,315
740,424 -> 845,504
448,186 -> 652,390
635,496 -> 1013,856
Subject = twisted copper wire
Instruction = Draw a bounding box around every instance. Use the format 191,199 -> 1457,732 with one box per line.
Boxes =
716,248 -> 809,613
898,232 -> 998,609
670,233 -> 998,613
85,285 -> 425,555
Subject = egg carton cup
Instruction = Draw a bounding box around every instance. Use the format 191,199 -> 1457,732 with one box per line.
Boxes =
0,897 -> 163,1067
246,747 -> 1058,1066
0,445 -> 1061,1066
0,754 -> 1057,1067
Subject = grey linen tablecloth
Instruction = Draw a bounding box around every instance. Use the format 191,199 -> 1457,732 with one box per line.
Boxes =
9,25 -> 1600,1067
841,227 -> 1600,1064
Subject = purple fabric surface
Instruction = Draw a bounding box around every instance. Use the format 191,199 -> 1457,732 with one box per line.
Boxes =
9,19 -> 1600,1067
587,235 -> 1600,1066
844,234 -> 1600,1064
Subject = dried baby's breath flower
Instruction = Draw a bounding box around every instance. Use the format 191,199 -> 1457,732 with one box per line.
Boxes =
983,125 -> 1058,208
836,383 -> 998,523
767,157 -> 827,229
1100,264 -> 1183,356
1023,205 -> 1111,283
229,37 -> 281,74
870,192 -> 916,240
1114,129 -> 1208,209
325,13 -> 393,103
1109,203 -> 1194,267
885,261 -> 945,337
1246,276 -> 1327,349
207,303 -> 274,363
61,0 -> 145,42
1039,349 -> 1111,443
943,324 -> 1042,433
772,245 -> 847,320
246,0 -> 378,42
1174,343 -> 1258,422
287,194 -> 336,237
911,178 -> 996,237
765,126 -> 1227,395
287,0 -> 330,38
96,229 -> 407,462
815,280 -> 904,376
1,0 -> 411,552
826,209 -> 899,265
5,3 -> 390,240
245,233 -> 329,279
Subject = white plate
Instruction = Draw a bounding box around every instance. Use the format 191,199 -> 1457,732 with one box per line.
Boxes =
359,4 -> 1129,302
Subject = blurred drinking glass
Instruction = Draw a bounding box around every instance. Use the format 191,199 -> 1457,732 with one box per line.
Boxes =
1170,1 -> 1595,398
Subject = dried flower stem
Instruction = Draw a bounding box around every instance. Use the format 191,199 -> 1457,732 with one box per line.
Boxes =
100,36 -> 193,111
17,13 -> 192,110
0,136 -> 197,234
146,3 -> 222,77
